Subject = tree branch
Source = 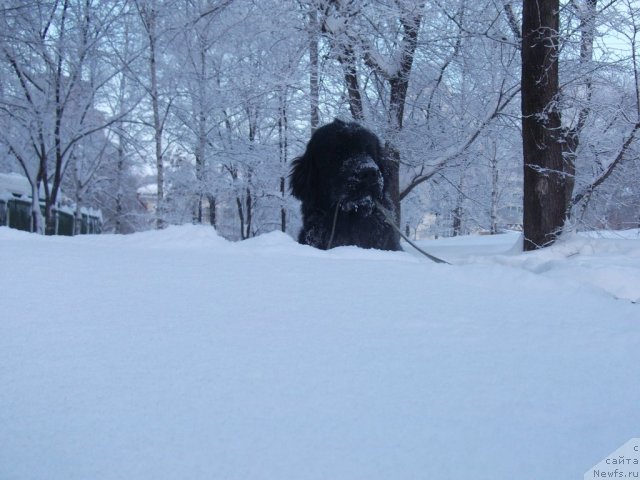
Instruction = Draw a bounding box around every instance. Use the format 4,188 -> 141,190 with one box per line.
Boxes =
571,120 -> 640,207
400,84 -> 520,200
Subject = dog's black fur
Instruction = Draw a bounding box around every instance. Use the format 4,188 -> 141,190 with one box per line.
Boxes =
290,119 -> 401,251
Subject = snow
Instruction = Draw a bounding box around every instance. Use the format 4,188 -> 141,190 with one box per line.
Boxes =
0,225 -> 638,480
418,229 -> 640,303
0,172 -> 39,198
0,172 -> 102,218
137,183 -> 158,196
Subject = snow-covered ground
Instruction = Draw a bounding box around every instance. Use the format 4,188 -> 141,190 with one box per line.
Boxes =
0,225 -> 638,480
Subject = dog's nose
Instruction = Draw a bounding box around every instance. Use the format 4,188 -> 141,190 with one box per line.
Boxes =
360,167 -> 381,186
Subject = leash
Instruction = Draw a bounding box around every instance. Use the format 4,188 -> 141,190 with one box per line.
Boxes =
327,201 -> 341,250
375,201 -> 451,265
327,198 -> 451,265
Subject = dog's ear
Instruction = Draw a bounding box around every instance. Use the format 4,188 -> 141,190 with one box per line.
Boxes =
333,117 -> 346,128
289,153 -> 316,202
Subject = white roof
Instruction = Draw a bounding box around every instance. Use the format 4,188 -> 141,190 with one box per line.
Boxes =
137,183 -> 158,195
0,172 -> 101,219
0,172 -> 41,198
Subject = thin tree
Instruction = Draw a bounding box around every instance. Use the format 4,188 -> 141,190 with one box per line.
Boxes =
562,0 -> 598,217
307,1 -> 320,132
135,0 -> 171,229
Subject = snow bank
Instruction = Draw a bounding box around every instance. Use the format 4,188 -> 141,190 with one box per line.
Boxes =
0,226 -> 638,480
416,230 -> 640,302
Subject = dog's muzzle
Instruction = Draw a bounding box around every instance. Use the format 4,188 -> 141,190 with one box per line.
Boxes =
340,154 -> 384,213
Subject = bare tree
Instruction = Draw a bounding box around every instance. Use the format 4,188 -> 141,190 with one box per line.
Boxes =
561,0 -> 598,217
134,0 -> 176,229
567,0 -> 640,225
0,0 -> 131,234
307,1 -> 321,132
521,0 -> 565,250
171,0 -> 231,226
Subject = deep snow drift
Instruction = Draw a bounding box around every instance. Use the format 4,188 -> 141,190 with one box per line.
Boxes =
0,226 -> 638,480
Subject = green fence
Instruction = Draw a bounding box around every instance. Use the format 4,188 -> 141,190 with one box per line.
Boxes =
5,198 -> 32,232
0,200 -> 6,227
0,198 -> 101,235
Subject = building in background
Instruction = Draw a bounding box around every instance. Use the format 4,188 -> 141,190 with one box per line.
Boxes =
0,173 -> 102,235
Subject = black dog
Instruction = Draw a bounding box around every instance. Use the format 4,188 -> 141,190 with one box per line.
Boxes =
290,119 -> 401,251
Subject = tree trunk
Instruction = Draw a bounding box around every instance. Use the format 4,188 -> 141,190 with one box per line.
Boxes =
452,179 -> 465,236
150,32 -> 165,230
384,143 -> 401,225
208,195 -> 217,228
338,47 -> 364,122
278,88 -> 288,232
139,2 -> 165,229
564,0 -> 597,219
73,160 -> 83,235
30,179 -> 44,234
194,35 -> 208,225
521,0 -> 565,250
236,196 -> 245,240
279,180 -> 286,232
490,150 -> 499,234
115,138 -> 125,234
452,206 -> 463,237
308,6 -> 320,132
245,187 -> 252,238
385,12 -> 421,226
45,0 -> 70,236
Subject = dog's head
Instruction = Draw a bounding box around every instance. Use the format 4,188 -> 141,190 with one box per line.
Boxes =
290,119 -> 386,215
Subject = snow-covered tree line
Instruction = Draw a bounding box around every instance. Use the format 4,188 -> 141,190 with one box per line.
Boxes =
1,0 -> 638,239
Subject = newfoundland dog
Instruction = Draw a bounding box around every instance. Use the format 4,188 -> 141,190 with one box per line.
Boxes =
289,119 -> 401,251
